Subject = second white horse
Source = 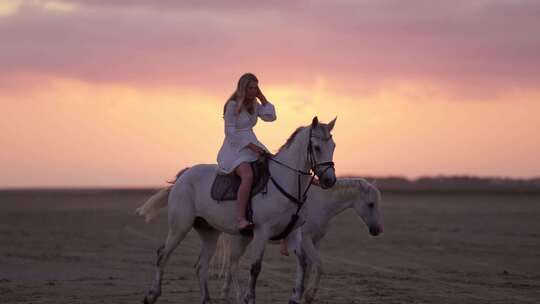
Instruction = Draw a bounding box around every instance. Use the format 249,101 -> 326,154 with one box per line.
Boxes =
217,178 -> 383,304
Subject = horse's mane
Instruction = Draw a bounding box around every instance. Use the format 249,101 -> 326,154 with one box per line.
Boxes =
331,178 -> 371,197
331,178 -> 381,201
277,126 -> 306,154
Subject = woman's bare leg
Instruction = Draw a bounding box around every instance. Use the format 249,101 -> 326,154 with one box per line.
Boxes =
235,162 -> 254,229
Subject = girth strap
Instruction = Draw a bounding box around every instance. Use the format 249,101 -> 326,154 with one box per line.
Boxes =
269,214 -> 300,241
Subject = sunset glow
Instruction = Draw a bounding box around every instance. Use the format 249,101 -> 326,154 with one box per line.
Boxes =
1,1 -> 539,187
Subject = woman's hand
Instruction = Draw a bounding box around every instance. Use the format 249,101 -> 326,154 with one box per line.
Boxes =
248,143 -> 266,156
256,87 -> 268,105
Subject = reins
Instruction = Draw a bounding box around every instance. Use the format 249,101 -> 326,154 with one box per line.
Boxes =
266,126 -> 334,214
263,126 -> 334,240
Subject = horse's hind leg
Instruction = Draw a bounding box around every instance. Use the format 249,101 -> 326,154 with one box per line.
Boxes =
143,211 -> 194,304
194,222 -> 220,304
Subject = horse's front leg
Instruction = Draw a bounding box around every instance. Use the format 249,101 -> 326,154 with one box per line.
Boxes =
288,246 -> 309,304
242,233 -> 268,304
302,238 -> 323,304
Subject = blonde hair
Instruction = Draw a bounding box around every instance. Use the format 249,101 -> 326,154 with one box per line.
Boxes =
223,73 -> 258,116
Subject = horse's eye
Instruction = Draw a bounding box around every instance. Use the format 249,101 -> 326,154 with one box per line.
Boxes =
368,202 -> 374,208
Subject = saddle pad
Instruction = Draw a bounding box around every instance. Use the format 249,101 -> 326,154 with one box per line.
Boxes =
211,157 -> 270,201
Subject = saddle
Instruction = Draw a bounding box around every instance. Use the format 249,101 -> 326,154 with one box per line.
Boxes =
211,157 -> 270,202
210,156 -> 304,240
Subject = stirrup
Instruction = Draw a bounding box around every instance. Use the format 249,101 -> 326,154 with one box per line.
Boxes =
238,221 -> 254,236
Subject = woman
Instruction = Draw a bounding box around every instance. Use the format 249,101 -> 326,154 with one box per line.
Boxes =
217,73 -> 276,231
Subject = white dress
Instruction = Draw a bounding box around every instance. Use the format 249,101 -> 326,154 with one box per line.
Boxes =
217,100 -> 277,174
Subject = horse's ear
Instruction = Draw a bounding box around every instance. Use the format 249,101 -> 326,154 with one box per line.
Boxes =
328,116 -> 337,131
311,116 -> 319,128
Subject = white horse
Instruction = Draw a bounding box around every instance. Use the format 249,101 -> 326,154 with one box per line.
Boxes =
218,178 -> 383,304
136,117 -> 337,304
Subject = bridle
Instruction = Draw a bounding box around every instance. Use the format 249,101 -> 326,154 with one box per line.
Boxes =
266,126 -> 335,208
262,126 -> 335,240
252,126 -> 334,240
307,127 -> 335,181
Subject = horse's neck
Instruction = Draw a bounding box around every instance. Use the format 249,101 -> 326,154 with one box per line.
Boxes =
271,137 -> 311,198
319,188 -> 358,222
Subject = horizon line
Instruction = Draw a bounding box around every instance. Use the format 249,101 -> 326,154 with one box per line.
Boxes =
2,174 -> 539,191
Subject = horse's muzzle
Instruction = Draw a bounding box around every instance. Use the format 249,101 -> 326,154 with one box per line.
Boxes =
320,175 -> 337,189
318,167 -> 336,189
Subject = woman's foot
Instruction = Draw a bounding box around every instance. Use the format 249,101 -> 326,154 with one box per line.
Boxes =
280,240 -> 290,256
237,219 -> 254,231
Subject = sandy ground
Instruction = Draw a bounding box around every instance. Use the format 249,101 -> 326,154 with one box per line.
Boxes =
1,189 -> 539,304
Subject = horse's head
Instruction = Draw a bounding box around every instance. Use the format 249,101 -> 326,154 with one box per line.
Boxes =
309,116 -> 337,189
352,180 -> 383,236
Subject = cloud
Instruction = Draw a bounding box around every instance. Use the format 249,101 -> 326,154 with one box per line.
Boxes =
0,0 -> 22,16
1,0 -> 539,98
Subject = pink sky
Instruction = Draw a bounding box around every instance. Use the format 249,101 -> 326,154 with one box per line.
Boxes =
1,0 -> 539,188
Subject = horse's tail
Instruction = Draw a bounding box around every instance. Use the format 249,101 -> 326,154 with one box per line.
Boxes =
210,234 -> 232,278
135,187 -> 171,223
135,167 -> 191,223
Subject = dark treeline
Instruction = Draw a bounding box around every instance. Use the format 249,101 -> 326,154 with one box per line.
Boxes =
2,176 -> 540,194
343,175 -> 540,193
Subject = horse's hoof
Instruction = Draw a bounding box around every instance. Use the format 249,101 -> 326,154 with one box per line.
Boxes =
143,296 -> 151,304
143,290 -> 160,304
220,286 -> 231,299
304,293 -> 314,304
242,295 -> 254,304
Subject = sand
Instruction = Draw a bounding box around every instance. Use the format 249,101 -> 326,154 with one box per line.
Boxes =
1,189 -> 539,303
